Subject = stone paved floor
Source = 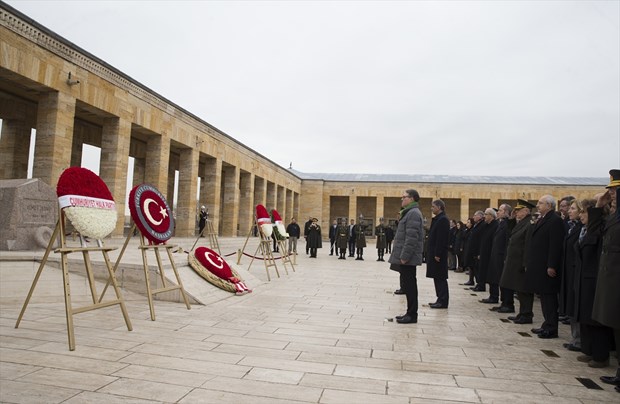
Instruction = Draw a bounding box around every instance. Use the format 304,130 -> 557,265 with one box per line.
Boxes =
0,237 -> 618,403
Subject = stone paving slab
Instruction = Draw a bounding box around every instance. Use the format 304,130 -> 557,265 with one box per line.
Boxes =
0,237 -> 619,403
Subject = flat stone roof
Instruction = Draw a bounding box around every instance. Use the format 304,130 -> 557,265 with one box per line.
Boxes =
289,169 -> 608,186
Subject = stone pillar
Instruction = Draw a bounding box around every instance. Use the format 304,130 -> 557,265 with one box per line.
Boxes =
0,119 -> 31,179
145,135 -> 170,195
460,199 -> 470,222
221,164 -> 239,236
348,195 -> 357,224
100,117 -> 131,236
203,157 -> 222,233
277,185 -> 285,213
176,147 -> 199,237
376,195 -> 385,222
254,177 -> 266,207
266,181 -> 276,210
286,189 -> 293,221
33,91 -> 76,186
238,171 -> 254,236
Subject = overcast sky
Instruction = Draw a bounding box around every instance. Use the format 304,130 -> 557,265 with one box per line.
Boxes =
6,0 -> 620,178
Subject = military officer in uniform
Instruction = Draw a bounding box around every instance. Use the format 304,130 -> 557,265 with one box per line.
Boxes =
336,219 -> 349,259
354,219 -> 367,260
376,217 -> 387,261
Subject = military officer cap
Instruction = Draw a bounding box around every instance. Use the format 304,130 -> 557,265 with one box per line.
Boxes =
606,169 -> 620,188
514,199 -> 536,210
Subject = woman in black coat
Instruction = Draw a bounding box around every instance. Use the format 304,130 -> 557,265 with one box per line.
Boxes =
559,200 -> 582,350
574,199 -> 612,367
454,221 -> 465,272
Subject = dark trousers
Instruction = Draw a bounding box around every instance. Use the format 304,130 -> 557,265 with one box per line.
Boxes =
540,293 -> 559,332
348,239 -> 355,256
433,278 -> 449,307
329,240 -> 335,254
517,291 -> 534,317
500,287 -> 514,308
581,323 -> 613,362
386,241 -> 392,253
309,247 -> 317,257
399,266 -> 418,317
489,283 -> 499,300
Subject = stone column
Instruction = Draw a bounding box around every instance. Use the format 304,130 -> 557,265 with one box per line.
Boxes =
460,199 -> 470,222
266,181 -> 276,211
221,164 -> 239,236
203,157 -> 222,233
254,177 -> 266,207
277,185 -> 285,213
348,195 -> 357,224
238,171 -> 254,236
376,195 -> 385,222
0,119 -> 31,179
33,91 -> 76,186
176,147 -> 199,237
100,117 -> 131,236
286,189 -> 293,221
145,135 -> 170,196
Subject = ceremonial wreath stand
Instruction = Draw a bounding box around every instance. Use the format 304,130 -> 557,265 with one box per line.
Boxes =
105,223 -> 191,321
239,216 -> 282,281
190,219 -> 220,254
15,210 -> 133,351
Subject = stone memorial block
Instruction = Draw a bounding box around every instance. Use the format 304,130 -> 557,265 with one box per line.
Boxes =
0,179 -> 58,250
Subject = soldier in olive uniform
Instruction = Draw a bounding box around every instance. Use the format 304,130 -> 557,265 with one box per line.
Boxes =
336,219 -> 349,259
376,217 -> 387,261
354,220 -> 367,260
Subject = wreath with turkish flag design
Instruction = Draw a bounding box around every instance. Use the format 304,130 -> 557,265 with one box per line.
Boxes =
129,184 -> 174,244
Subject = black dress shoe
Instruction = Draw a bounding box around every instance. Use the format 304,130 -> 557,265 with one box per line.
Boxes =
472,286 -> 486,292
507,315 -> 519,321
497,306 -> 515,313
396,315 -> 417,324
395,315 -> 405,320
461,281 -> 475,286
429,303 -> 448,309
394,289 -> 405,295
531,327 -> 544,334
599,376 -> 620,386
512,317 -> 533,324
538,330 -> 558,339
479,298 -> 498,304
489,306 -> 501,311
561,318 -> 571,325
562,343 -> 581,352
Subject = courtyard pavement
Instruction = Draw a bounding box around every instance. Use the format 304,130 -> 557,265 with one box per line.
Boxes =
0,236 -> 618,403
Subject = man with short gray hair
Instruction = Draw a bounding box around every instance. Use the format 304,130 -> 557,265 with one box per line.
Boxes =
527,195 -> 565,339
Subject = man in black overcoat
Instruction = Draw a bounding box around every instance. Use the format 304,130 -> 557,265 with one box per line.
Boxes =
426,199 -> 451,308
526,195 -> 565,339
485,204 -> 512,310
477,208 -> 497,295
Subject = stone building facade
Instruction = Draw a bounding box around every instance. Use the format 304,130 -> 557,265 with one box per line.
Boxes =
0,4 -> 606,239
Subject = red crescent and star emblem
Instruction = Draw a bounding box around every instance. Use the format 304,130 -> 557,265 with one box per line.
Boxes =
195,247 -> 233,280
129,184 -> 174,244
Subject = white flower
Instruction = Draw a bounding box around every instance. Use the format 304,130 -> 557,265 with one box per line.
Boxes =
260,223 -> 273,238
64,206 -> 117,239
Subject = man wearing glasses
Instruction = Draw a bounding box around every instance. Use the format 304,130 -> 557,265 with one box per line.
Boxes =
389,190 -> 425,324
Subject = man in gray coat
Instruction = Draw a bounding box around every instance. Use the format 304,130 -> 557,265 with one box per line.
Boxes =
389,189 -> 424,324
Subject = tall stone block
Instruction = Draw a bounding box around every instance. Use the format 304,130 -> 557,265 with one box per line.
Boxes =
0,119 -> 31,179
176,147 -> 199,237
221,165 -> 239,236
100,117 -> 131,236
33,91 -> 76,186
238,172 -> 254,236
145,135 -> 170,196
203,158 -> 221,233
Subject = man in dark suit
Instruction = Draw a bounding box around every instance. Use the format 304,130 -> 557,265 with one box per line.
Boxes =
526,195 -> 565,339
485,204 -> 512,310
426,199 -> 451,308
348,219 -> 356,257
